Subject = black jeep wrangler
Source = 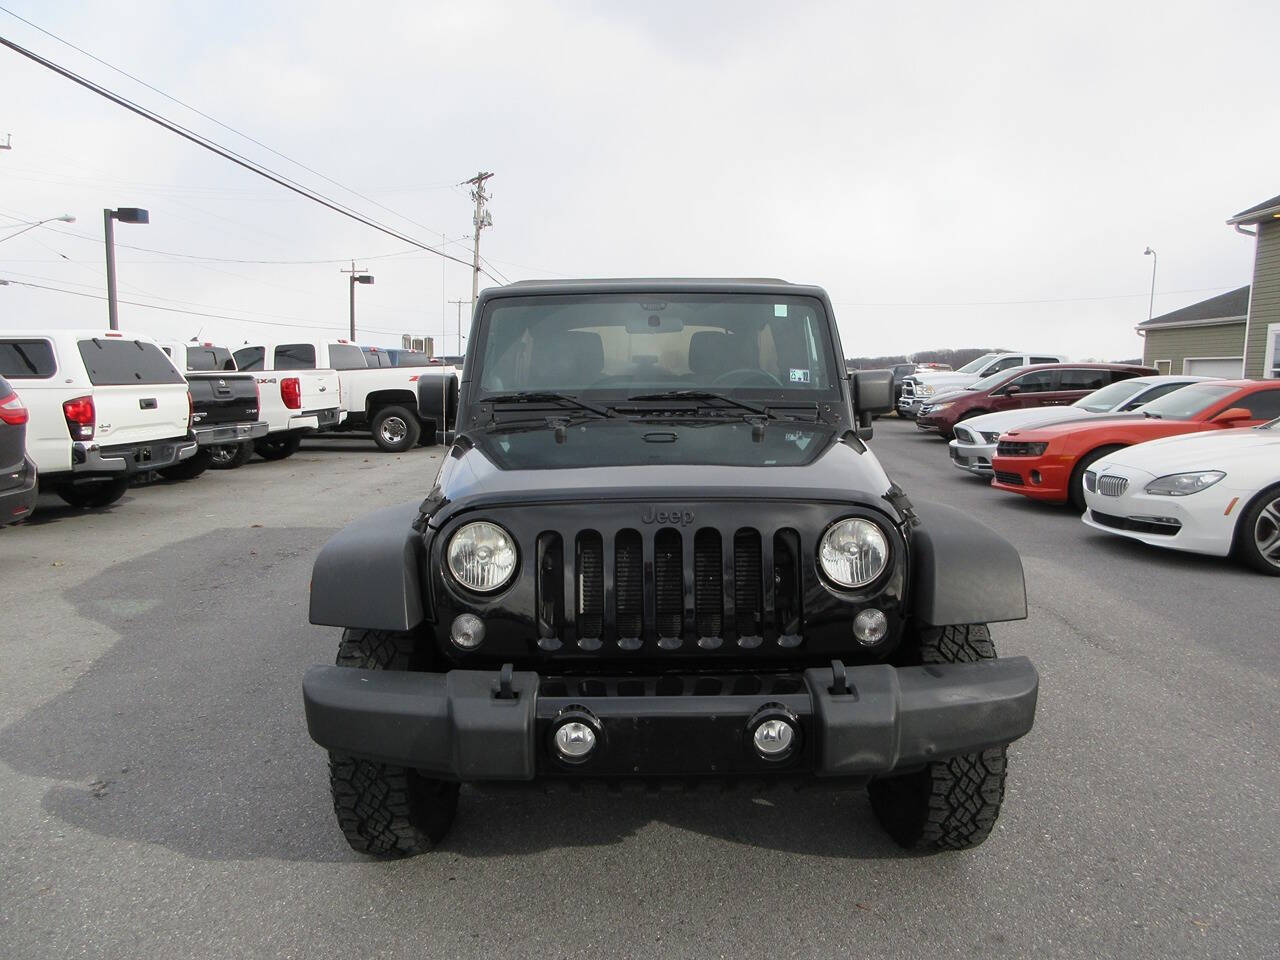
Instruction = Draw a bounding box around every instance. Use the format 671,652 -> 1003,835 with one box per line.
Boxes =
303,279 -> 1038,856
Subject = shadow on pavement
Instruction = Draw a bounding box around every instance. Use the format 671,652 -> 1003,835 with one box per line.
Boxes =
0,529 -> 909,864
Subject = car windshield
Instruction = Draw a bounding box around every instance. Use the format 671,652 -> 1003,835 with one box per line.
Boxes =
955,353 -> 999,374
1072,379 -> 1145,413
967,370 -> 1010,392
1131,383 -> 1238,420
475,293 -> 840,398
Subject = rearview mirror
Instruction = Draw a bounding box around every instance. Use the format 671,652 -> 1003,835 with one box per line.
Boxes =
1212,406 -> 1253,425
853,369 -> 894,415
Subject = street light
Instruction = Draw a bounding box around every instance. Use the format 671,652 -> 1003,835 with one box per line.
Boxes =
104,207 -> 149,330
0,213 -> 75,244
1143,246 -> 1158,322
344,265 -> 374,340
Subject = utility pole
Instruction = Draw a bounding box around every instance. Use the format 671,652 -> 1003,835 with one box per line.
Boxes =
449,299 -> 468,356
342,261 -> 374,340
464,171 -> 493,313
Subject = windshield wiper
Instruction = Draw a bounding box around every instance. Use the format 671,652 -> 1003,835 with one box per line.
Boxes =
623,390 -> 782,419
481,391 -> 615,418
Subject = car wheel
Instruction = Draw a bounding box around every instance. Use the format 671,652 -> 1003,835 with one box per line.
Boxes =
1068,445 -> 1125,512
1236,484 -> 1280,576
371,405 -> 421,453
55,476 -> 130,509
253,434 -> 303,461
867,625 -> 1008,851
209,442 -> 253,469
327,628 -> 458,857
158,447 -> 213,481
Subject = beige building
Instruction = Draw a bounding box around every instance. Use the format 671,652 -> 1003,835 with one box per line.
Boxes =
1138,191 -> 1280,379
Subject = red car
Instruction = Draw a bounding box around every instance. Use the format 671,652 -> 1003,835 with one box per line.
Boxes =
989,380 -> 1280,508
915,362 -> 1155,438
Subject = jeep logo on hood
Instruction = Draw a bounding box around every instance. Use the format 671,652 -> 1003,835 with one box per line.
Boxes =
642,507 -> 694,526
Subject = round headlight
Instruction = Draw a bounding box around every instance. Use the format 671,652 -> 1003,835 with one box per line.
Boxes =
447,521 -> 517,592
819,518 -> 889,588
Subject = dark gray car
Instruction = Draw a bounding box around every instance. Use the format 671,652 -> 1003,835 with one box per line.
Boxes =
0,375 -> 38,524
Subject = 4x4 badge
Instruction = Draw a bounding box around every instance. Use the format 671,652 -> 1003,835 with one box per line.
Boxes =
641,507 -> 694,526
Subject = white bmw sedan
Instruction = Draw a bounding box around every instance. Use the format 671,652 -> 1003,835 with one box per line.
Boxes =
948,375 -> 1210,476
1080,419 -> 1280,575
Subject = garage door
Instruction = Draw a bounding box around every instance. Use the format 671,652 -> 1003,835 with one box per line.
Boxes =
1184,357 -> 1243,377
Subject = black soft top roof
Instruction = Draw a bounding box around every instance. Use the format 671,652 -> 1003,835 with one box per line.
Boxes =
483,278 -> 826,299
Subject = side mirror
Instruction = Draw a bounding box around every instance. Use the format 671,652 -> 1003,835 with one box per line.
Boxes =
853,369 -> 894,416
1002,384 -> 1022,395
1212,406 -> 1253,425
416,371 -> 460,436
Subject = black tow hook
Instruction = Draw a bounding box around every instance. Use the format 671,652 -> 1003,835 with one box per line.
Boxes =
829,659 -> 851,697
493,662 -> 517,700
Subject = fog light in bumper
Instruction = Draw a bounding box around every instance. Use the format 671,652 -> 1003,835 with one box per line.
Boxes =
853,608 -> 888,646
552,719 -> 598,762
450,613 -> 485,650
752,719 -> 795,758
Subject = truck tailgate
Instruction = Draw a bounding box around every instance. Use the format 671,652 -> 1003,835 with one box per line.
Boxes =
188,373 -> 259,426
92,383 -> 190,445
295,369 -> 340,411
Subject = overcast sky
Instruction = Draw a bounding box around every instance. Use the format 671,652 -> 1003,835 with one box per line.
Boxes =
1,0 -> 1277,361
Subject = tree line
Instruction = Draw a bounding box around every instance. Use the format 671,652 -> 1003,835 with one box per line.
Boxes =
845,348 -> 1009,371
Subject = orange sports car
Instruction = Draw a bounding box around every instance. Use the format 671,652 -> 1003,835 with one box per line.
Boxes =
989,380 -> 1280,508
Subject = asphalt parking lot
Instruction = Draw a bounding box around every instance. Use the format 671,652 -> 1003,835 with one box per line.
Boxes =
1,423 -> 1276,960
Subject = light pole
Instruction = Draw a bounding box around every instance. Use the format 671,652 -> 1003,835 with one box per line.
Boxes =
104,207 -> 148,330
342,262 -> 374,340
0,213 -> 75,244
1143,246 -> 1158,322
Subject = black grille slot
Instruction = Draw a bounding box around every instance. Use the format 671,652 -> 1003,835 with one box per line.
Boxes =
615,530 -> 643,641
576,532 -> 604,640
773,529 -> 801,637
654,529 -> 683,639
734,529 -> 763,639
535,533 -> 563,649
694,529 -> 722,638
994,469 -> 1024,486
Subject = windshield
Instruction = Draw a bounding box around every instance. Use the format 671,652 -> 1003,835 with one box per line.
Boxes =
955,353 -> 999,374
1132,383 -> 1237,420
967,370 -> 1010,392
1072,379 -> 1144,413
476,293 -> 840,397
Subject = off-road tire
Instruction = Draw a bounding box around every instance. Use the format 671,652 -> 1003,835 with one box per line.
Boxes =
254,433 -> 302,461
1235,483 -> 1280,576
328,628 -> 458,857
158,447 -> 212,481
868,624 -> 1009,852
54,476 -> 130,509
1069,444 -> 1124,512
210,441 -> 254,469
371,405 -> 420,453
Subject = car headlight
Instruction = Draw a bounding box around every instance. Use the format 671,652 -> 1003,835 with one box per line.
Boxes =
920,385 -> 935,396
447,521 -> 517,592
981,431 -> 1000,443
931,401 -> 954,411
819,519 -> 889,588
1144,471 -> 1226,496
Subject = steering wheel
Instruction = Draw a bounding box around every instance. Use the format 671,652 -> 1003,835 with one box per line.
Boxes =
712,368 -> 785,387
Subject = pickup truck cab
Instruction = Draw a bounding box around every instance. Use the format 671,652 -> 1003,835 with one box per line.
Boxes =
157,341 -> 267,475
250,338 -> 439,452
899,351 -> 1068,418
232,342 -> 345,461
0,330 -> 196,508
302,279 -> 1039,858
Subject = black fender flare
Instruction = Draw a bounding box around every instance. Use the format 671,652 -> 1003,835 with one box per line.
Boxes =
309,502 -> 427,631
907,502 -> 1027,626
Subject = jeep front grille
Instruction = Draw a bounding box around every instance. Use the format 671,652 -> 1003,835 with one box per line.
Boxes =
536,524 -> 802,652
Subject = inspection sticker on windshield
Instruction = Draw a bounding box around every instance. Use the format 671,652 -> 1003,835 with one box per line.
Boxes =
774,303 -> 788,317
789,368 -> 810,383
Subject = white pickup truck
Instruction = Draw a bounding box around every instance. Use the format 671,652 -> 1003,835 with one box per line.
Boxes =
231,342 -> 345,460
245,339 -> 438,452
0,329 -> 197,508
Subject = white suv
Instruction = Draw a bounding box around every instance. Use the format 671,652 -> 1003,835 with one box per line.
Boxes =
0,330 -> 196,508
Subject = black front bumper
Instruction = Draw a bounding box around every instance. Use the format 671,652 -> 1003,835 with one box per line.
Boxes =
302,658 -> 1038,781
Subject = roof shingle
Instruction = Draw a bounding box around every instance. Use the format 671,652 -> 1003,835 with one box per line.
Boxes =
1228,193 -> 1280,225
1137,285 -> 1250,328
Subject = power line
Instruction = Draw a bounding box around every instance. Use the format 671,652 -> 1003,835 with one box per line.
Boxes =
1,275 -> 407,335
0,33 -> 501,282
0,5 -> 453,239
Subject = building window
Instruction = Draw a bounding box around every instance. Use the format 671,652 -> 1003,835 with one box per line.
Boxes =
1266,324 -> 1280,379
